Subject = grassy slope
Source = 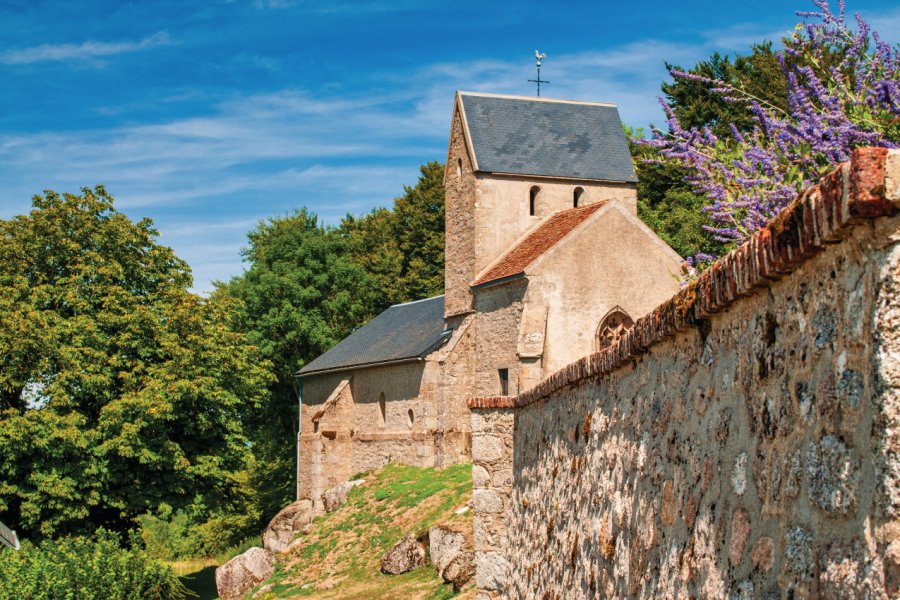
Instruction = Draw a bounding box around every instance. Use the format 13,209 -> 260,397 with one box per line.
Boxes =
252,462 -> 475,600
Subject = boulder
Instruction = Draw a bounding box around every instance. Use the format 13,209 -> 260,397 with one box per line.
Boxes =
322,479 -> 364,513
215,547 -> 275,600
443,550 -> 476,591
428,525 -> 467,576
380,534 -> 426,575
429,524 -> 474,590
262,499 -> 314,553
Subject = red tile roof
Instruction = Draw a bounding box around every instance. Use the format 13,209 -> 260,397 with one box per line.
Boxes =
471,202 -> 607,288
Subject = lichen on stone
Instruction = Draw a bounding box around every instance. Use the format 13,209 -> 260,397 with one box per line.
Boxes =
806,434 -> 859,514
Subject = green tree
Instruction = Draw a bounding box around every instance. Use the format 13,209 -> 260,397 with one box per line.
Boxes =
223,163 -> 446,519
0,187 -> 271,540
221,209 -> 377,518
625,126 -> 726,260
341,161 -> 445,306
661,43 -> 790,139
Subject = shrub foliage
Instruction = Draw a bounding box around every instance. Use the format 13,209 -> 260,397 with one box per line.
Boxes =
0,530 -> 188,600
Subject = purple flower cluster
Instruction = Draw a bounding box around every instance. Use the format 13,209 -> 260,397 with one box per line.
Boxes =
646,0 -> 900,260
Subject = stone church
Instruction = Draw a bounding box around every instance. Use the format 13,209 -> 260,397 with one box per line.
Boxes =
295,91 -> 683,509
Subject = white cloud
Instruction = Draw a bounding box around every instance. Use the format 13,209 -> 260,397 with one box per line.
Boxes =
6,14 -> 846,290
1,32 -> 172,65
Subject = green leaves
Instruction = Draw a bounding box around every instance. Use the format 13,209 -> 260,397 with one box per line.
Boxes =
0,187 -> 271,540
0,529 -> 189,600
221,162 -> 446,522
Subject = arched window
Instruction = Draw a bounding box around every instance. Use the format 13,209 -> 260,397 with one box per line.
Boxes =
529,186 -> 540,216
573,187 -> 584,207
407,409 -> 415,429
378,393 -> 386,427
456,158 -> 462,178
595,307 -> 634,352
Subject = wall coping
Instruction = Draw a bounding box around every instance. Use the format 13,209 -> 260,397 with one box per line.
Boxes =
468,147 -> 900,411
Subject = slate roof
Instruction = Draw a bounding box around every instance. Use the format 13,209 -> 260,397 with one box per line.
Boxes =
297,295 -> 449,377
471,202 -> 607,288
458,92 -> 637,182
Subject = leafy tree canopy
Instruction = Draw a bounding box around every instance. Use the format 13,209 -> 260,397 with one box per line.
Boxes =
220,162 -> 445,519
661,43 -> 790,139
0,187 -> 272,539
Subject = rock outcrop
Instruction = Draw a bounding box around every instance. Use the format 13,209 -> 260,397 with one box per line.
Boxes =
262,499 -> 314,553
215,547 -> 275,600
380,534 -> 426,575
322,479 -> 364,513
429,524 -> 474,591
442,551 -> 476,591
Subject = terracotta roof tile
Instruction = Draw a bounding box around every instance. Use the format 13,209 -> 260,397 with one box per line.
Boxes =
471,202 -> 607,288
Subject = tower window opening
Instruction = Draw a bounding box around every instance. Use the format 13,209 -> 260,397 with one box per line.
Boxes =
407,409 -> 415,428
378,392 -> 386,427
499,368 -> 510,396
574,187 -> 584,207
456,158 -> 462,178
529,186 -> 540,216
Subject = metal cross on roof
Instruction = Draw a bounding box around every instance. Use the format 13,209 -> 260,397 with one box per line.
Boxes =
528,50 -> 549,97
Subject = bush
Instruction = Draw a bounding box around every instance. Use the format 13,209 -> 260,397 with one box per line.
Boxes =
0,530 -> 189,600
140,506 -> 262,561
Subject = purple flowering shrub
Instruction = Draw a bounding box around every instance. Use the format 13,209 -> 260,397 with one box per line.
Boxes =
647,0 -> 899,267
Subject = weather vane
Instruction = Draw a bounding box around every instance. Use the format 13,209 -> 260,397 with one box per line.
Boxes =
528,50 -> 549,97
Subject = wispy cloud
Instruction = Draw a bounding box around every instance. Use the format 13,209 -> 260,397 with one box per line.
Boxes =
1,32 -> 172,65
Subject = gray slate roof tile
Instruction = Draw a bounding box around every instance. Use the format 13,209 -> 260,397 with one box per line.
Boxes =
460,93 -> 637,182
297,295 -> 448,376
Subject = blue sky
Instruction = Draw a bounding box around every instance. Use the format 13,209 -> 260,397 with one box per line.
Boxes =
1,0 -> 898,292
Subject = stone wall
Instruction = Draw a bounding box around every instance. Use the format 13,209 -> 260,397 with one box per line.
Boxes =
468,149 -> 900,599
444,103 -> 478,318
299,361 -> 437,508
298,311 -> 477,507
471,174 -> 636,280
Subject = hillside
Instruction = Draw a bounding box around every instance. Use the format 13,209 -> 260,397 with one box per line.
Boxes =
182,462 -> 475,600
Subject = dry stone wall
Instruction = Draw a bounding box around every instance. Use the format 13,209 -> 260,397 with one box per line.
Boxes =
468,149 -> 900,599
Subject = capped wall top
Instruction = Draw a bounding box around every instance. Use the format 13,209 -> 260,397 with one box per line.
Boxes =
457,92 -> 637,183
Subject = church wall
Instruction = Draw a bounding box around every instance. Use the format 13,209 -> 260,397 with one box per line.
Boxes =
472,174 -> 636,278
471,281 -> 528,397
434,316 -> 477,468
445,106 -> 478,318
298,360 -> 439,505
467,150 -> 900,599
527,204 -> 682,374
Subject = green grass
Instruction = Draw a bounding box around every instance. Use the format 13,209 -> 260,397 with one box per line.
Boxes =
249,462 -> 474,600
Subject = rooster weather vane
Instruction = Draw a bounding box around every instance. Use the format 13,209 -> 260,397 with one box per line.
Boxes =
528,50 -> 549,97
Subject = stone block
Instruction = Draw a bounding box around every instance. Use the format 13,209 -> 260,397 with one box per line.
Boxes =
472,434 -> 504,463
751,536 -> 775,571
887,150 -> 900,206
806,435 -> 859,515
475,551 -> 508,591
729,509 -> 750,566
472,464 -> 490,488
472,489 -> 503,514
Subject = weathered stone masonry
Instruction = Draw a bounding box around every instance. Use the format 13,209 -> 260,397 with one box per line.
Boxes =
468,148 -> 900,599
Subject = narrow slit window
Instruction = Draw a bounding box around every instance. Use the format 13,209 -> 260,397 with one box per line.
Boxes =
378,392 -> 386,427
499,368 -> 509,396
573,187 -> 584,207
529,186 -> 540,216
407,409 -> 415,428
456,158 -> 462,178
